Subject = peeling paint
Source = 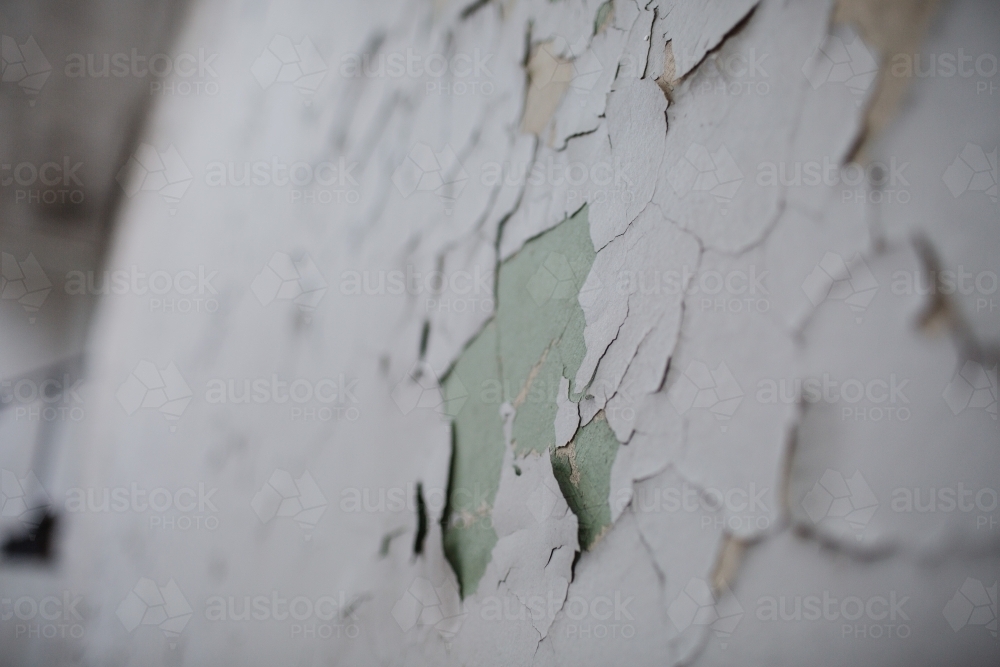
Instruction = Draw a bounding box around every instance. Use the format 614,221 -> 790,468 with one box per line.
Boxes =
551,411 -> 619,549
833,0 -> 941,159
521,41 -> 572,136
33,0 -> 998,664
443,205 -> 612,595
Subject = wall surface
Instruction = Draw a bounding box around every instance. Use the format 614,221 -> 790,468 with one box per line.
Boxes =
1,0 -> 997,665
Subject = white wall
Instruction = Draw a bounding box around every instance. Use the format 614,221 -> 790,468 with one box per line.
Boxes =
1,0 -> 997,665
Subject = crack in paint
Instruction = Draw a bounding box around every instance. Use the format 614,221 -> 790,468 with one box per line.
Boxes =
441,205 -> 620,596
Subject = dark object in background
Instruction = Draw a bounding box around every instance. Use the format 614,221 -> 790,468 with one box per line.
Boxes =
2,511 -> 58,561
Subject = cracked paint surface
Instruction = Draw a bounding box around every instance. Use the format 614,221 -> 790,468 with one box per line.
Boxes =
15,0 -> 996,665
444,205 -> 619,595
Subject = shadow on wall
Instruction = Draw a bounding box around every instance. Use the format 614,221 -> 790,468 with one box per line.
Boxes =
0,0 -> 190,564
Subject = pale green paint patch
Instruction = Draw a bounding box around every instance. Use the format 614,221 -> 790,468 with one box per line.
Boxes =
442,513 -> 499,598
551,413 -> 619,550
442,206 -> 620,597
441,322 -> 504,597
497,207 -> 595,455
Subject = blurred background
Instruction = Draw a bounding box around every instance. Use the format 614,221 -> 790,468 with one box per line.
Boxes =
0,0 -> 189,546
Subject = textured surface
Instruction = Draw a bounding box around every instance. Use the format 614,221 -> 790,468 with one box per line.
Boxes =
0,0 -> 997,665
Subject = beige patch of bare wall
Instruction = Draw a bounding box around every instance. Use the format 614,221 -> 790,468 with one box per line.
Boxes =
834,0 -> 940,159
